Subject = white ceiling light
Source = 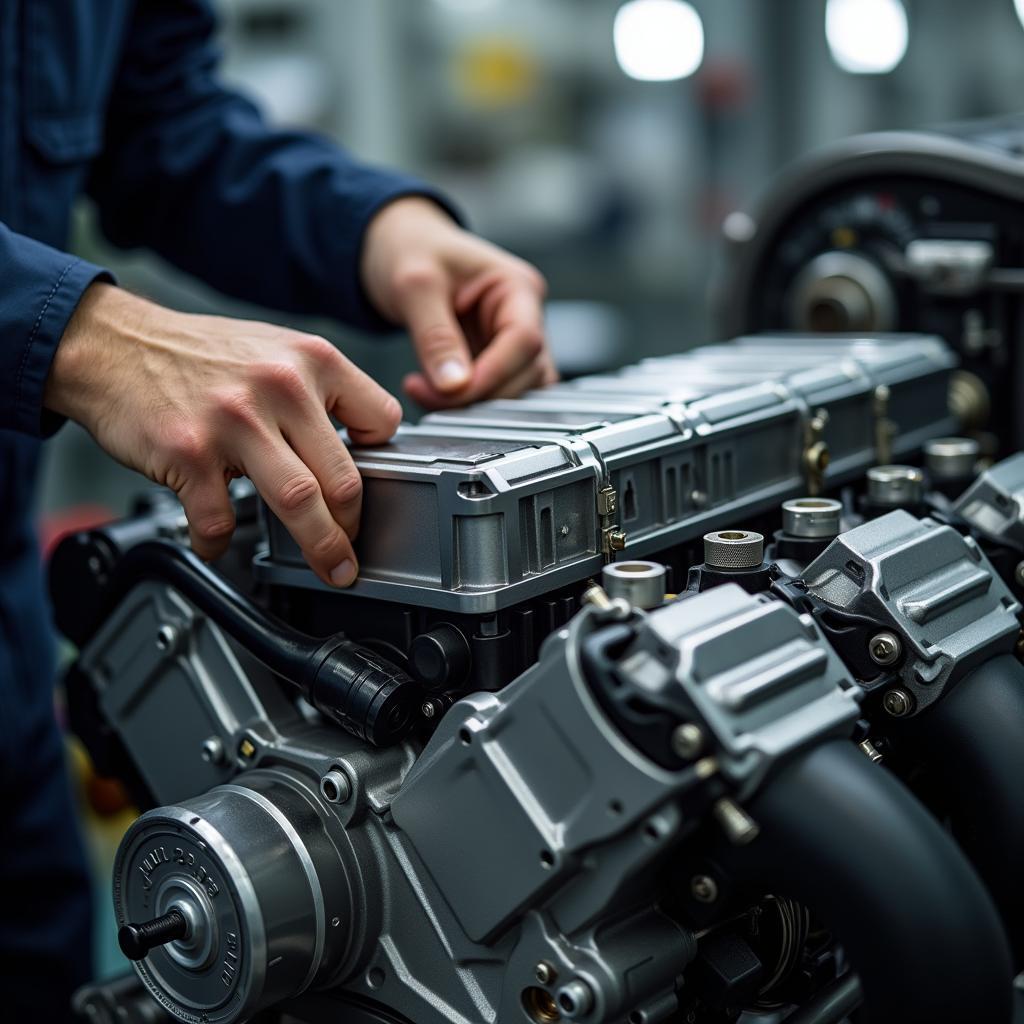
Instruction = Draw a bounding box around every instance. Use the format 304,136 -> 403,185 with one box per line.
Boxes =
826,0 -> 909,74
614,0 -> 705,82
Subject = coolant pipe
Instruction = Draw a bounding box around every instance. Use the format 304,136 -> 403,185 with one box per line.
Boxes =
720,740 -> 1013,1024
891,653 -> 1024,966
98,540 -> 419,745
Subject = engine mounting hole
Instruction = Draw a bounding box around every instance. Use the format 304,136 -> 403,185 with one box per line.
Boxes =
540,849 -> 555,869
459,727 -> 473,746
367,966 -> 385,989
522,986 -> 561,1023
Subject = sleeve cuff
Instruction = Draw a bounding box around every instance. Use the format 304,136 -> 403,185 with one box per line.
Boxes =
14,258 -> 114,438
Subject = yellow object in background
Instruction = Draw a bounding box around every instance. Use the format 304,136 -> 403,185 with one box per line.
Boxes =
453,36 -> 539,108
831,226 -> 858,249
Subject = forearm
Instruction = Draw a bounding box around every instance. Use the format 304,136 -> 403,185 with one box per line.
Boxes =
89,76 -> 458,328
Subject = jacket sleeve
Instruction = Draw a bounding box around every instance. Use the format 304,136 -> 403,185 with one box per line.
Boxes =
0,222 -> 112,437
86,0 -> 458,331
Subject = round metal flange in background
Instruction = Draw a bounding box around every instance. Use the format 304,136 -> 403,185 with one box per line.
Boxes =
703,530 -> 765,570
866,465 -> 924,508
113,770 -> 354,1024
601,561 -> 667,609
781,498 -> 843,540
924,436 -> 979,482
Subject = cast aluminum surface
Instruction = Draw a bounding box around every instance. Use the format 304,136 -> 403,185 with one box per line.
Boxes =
101,581 -> 860,1024
257,333 -> 957,613
802,510 -> 1022,710
953,452 -> 1024,550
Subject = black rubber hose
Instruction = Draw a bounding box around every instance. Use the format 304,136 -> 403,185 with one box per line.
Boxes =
891,654 -> 1024,965
725,741 -> 1013,1024
97,540 -> 419,745
784,973 -> 861,1024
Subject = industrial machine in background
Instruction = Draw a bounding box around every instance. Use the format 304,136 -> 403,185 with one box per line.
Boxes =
717,114 -> 1024,451
52,331 -> 1024,1024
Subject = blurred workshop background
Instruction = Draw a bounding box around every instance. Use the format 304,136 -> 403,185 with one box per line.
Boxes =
42,0 -> 1024,520
40,0 -> 1024,977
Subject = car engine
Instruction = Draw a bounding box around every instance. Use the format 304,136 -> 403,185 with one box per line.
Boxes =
53,331 -> 1024,1024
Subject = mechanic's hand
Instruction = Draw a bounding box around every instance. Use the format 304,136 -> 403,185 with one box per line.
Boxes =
44,283 -> 401,586
361,196 -> 557,409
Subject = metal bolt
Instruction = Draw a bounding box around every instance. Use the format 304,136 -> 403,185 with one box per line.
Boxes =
420,700 -> 437,720
155,624 -> 177,652
608,529 -> 627,552
582,583 -> 612,610
804,441 -> 831,474
556,978 -> 595,1019
859,738 -> 883,763
882,688 -> 914,718
238,737 -> 256,760
690,874 -> 719,904
869,631 -> 902,667
559,524 -> 571,537
320,768 -> 352,804
200,736 -> 224,765
118,909 -> 188,962
1015,561 -> 1024,589
535,961 -> 557,986
712,796 -> 760,845
670,723 -> 705,760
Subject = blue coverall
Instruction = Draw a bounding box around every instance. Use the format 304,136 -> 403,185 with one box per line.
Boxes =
0,3 -> 447,1019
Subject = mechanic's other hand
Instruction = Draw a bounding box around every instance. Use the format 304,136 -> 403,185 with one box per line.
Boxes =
44,284 -> 401,586
361,197 -> 558,409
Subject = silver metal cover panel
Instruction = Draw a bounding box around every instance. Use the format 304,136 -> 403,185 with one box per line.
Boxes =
257,333 -> 956,613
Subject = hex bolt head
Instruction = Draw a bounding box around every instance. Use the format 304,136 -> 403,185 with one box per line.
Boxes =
690,874 -> 719,904
868,631 -> 902,667
882,688 -> 914,718
534,961 -> 557,986
420,700 -> 437,720
200,736 -> 224,765
670,723 -> 705,760
155,624 -> 177,652
556,979 -> 595,1019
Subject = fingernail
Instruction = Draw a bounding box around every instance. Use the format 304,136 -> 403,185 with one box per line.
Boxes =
435,358 -> 469,388
330,559 -> 357,587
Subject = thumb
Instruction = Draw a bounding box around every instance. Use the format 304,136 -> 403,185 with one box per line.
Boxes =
397,267 -> 473,393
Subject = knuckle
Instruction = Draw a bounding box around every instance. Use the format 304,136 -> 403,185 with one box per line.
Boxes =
164,424 -> 209,467
296,333 -> 340,366
254,361 -> 308,400
518,327 -> 545,360
309,528 -> 347,562
520,263 -> 548,297
392,260 -> 443,297
416,322 -> 461,358
325,470 -> 363,511
276,473 -> 321,515
193,515 -> 235,542
214,388 -> 261,428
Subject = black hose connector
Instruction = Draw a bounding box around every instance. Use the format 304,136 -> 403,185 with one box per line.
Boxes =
723,741 -> 1013,1024
95,540 -> 420,746
893,654 -> 1024,965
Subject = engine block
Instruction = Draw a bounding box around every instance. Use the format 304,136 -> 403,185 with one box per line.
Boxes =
54,331 -> 1024,1024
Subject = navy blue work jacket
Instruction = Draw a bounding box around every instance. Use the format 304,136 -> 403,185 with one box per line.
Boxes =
0,0 -> 443,678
